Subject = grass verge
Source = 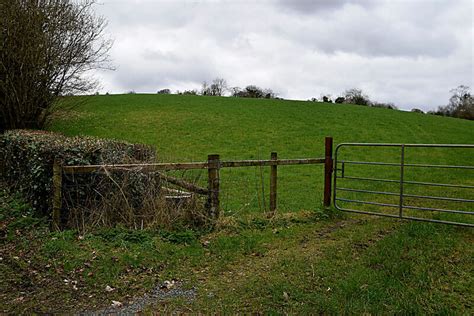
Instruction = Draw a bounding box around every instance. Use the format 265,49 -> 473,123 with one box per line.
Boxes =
1,186 -> 472,314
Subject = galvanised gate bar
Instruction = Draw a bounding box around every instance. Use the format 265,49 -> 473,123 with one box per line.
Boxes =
333,143 -> 474,227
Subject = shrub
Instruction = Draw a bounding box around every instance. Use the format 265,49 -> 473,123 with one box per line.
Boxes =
231,85 -> 277,99
243,85 -> 265,98
322,96 -> 332,103
157,89 -> 171,94
182,89 -> 198,95
371,102 -> 398,110
334,97 -> 345,104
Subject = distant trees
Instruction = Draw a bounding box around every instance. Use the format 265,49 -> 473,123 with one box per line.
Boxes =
371,102 -> 398,110
200,82 -> 210,96
411,108 -> 424,114
312,89 -> 397,110
309,95 -> 333,103
243,85 -> 264,98
432,85 -> 473,120
155,77 -> 279,99
154,78 -> 278,99
322,96 -> 332,103
230,87 -> 243,97
146,81 -> 472,121
231,85 -> 277,99
334,97 -> 345,104
344,88 -> 370,106
263,88 -> 277,99
181,89 -> 198,95
201,78 -> 228,96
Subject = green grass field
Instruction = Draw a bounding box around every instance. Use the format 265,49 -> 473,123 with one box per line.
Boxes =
2,94 -> 472,313
52,94 -> 474,159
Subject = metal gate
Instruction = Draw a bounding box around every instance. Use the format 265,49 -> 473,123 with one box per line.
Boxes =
333,143 -> 474,227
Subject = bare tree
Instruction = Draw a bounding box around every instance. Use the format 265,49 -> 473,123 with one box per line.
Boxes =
211,78 -> 227,96
201,78 -> 227,96
448,85 -> 473,120
434,85 -> 473,120
0,0 -> 113,132
343,88 -> 370,106
201,81 -> 210,96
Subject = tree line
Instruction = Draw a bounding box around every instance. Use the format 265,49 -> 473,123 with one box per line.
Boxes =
157,82 -> 397,111
157,78 -> 279,100
154,82 -> 473,120
311,86 -> 473,120
311,88 -> 398,110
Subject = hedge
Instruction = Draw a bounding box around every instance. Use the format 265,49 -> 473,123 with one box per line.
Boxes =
0,130 -> 155,217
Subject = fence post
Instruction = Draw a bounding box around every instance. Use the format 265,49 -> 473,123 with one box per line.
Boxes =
324,137 -> 333,207
269,152 -> 277,216
207,154 -> 220,221
52,159 -> 62,231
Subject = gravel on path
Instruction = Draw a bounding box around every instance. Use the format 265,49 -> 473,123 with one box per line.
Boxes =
79,281 -> 196,315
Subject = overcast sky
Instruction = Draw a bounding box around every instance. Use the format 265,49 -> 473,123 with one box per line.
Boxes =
93,0 -> 473,111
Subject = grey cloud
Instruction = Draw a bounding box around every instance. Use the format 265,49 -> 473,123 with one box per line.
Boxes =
313,22 -> 456,58
277,0 -> 375,14
102,49 -> 215,93
97,1 -> 196,29
275,1 -> 460,58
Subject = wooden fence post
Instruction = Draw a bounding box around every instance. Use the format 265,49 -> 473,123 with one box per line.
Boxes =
269,152 -> 277,216
207,154 -> 220,221
52,159 -> 62,231
324,137 -> 333,207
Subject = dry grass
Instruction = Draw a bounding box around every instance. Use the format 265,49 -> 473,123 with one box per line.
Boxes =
63,167 -> 212,232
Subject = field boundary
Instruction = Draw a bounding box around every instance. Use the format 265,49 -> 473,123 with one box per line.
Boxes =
52,137 -> 334,229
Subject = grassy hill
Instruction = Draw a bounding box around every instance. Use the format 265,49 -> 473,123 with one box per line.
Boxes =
52,94 -> 474,158
51,94 -> 474,220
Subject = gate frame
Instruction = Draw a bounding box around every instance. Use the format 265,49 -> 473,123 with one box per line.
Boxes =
333,143 -> 474,227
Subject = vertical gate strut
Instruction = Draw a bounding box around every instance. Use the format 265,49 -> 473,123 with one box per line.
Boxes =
399,145 -> 405,218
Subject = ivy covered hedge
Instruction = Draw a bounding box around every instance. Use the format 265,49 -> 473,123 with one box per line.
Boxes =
0,130 -> 155,217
